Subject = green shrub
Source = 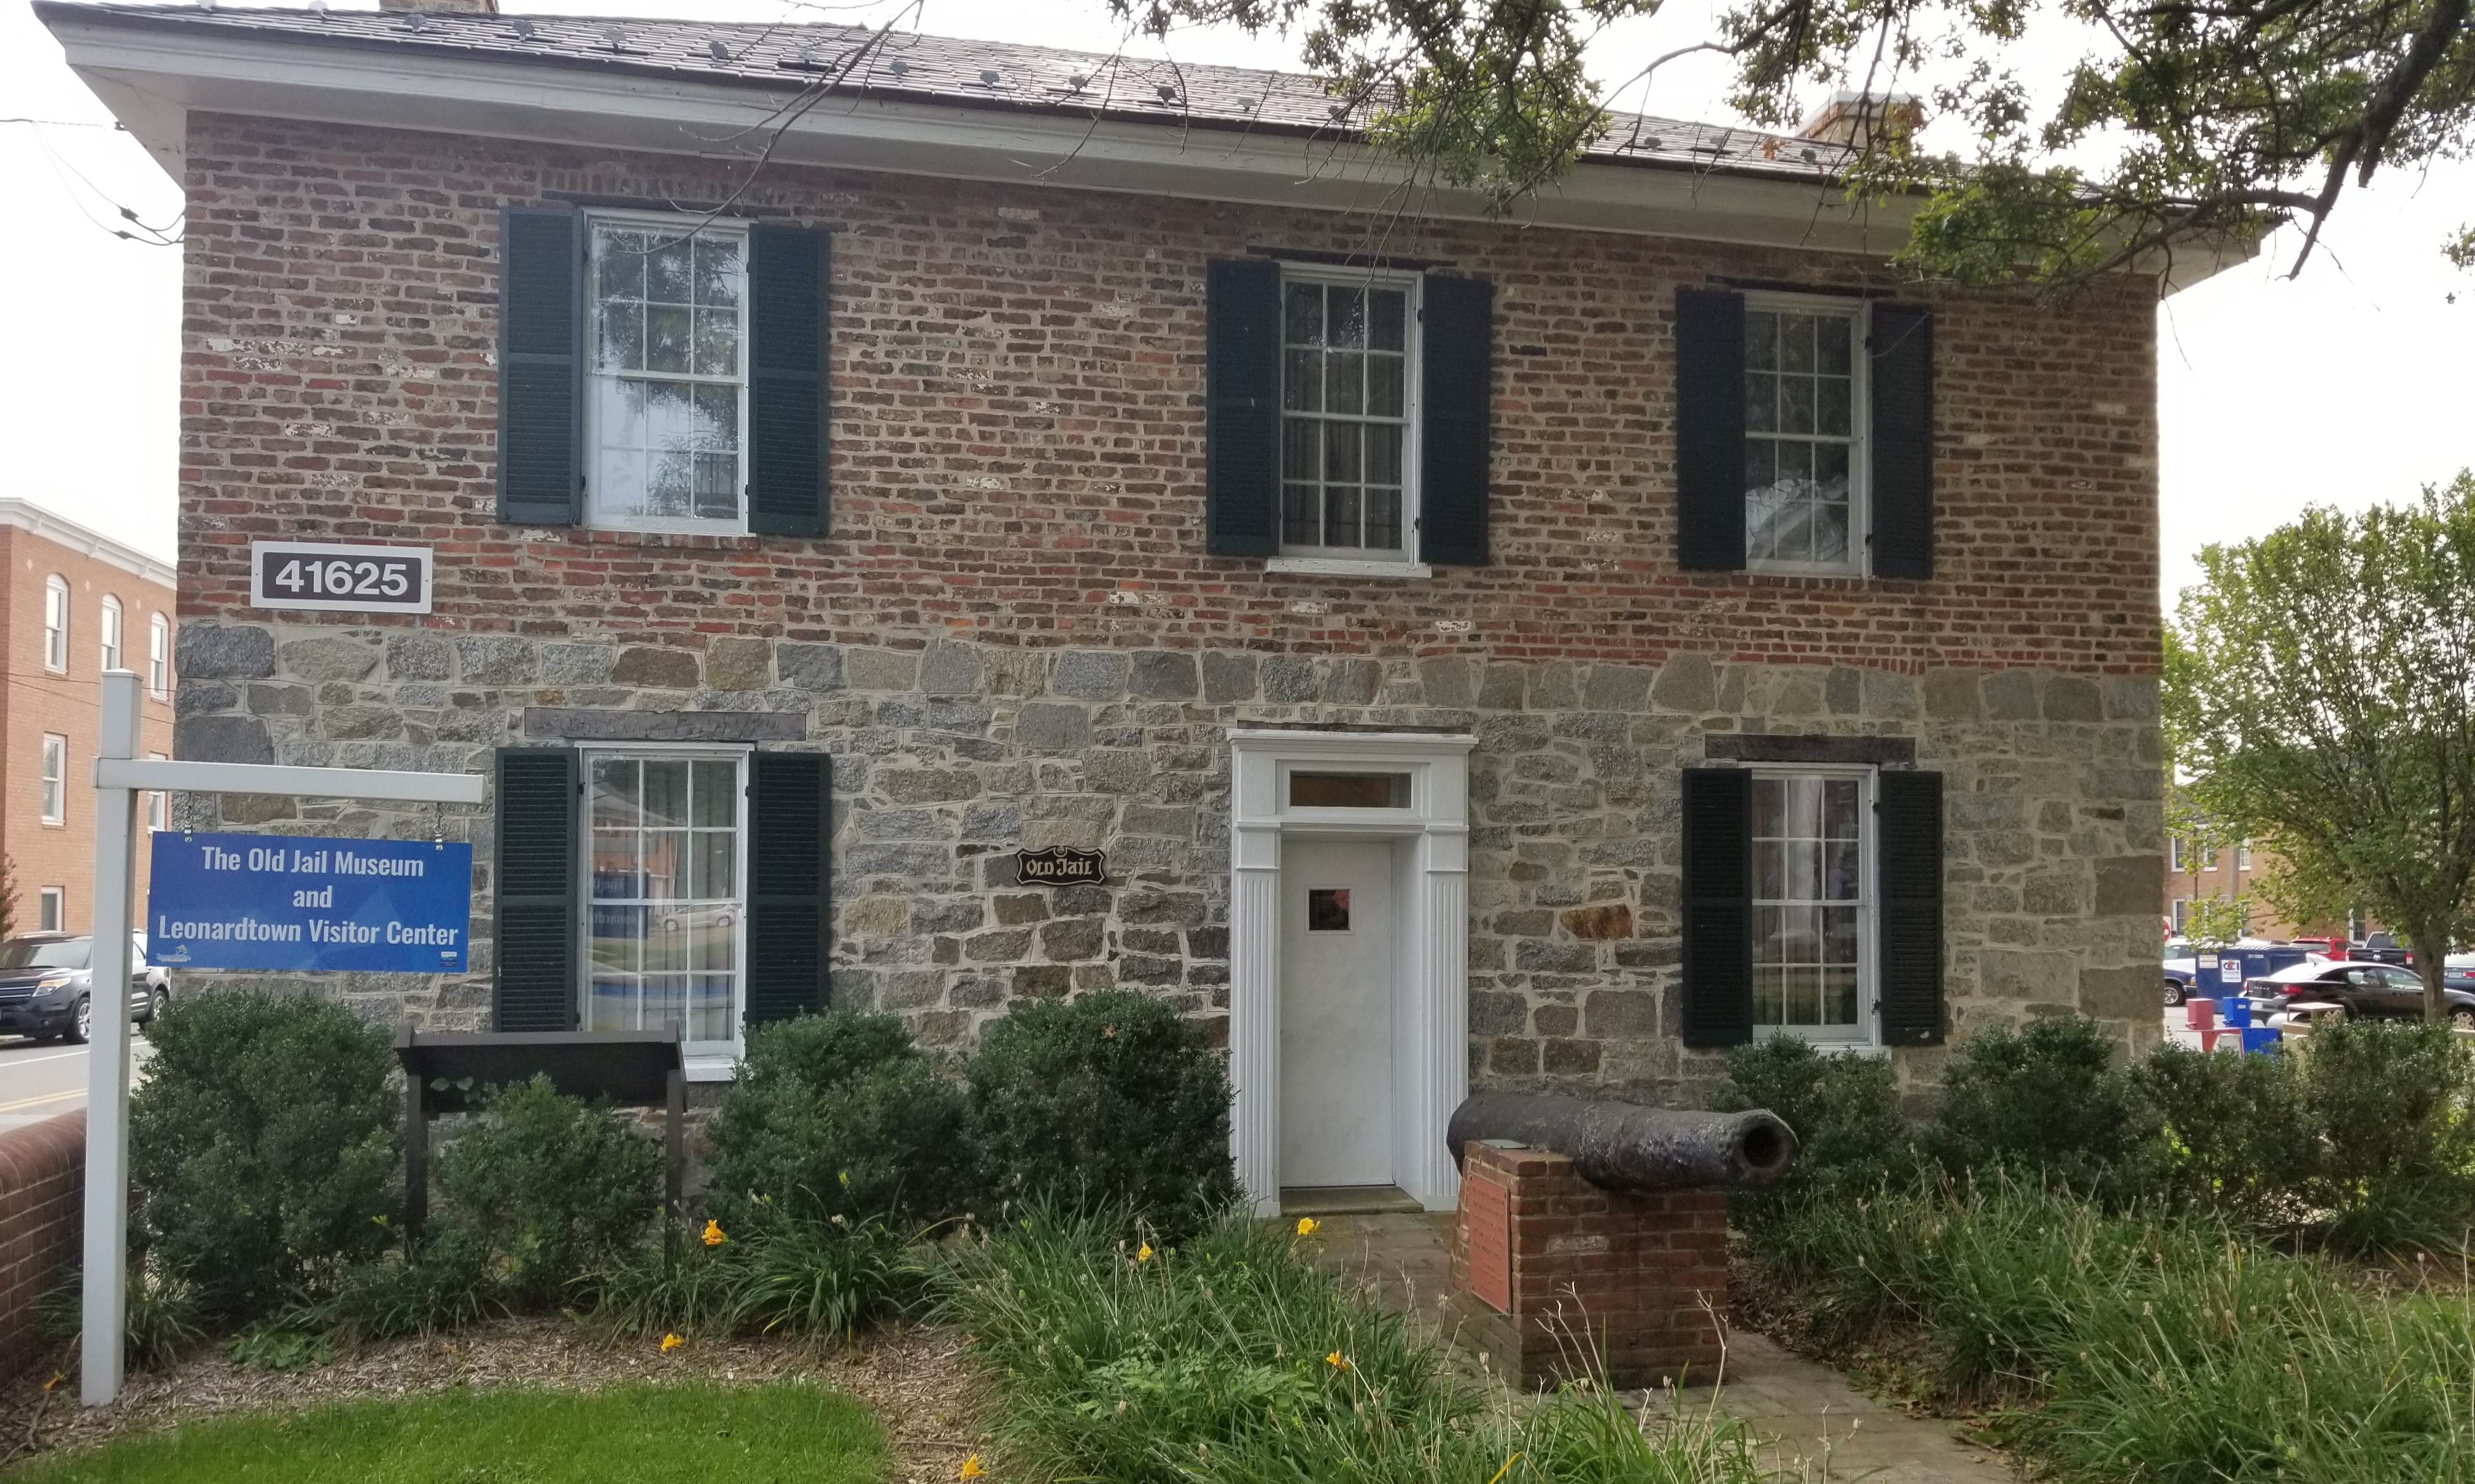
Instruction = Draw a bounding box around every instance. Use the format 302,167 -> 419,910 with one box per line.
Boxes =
967,992 -> 1238,1231
40,1258 -> 206,1372
293,1223 -> 498,1343
2296,1019 -> 2475,1252
1714,1035 -> 1916,1224
433,1075 -> 664,1304
2123,1043 -> 2317,1228
594,1217 -> 924,1345
704,1011 -> 973,1229
940,1204 -> 1765,1484
1926,1016 -> 2136,1188
130,991 -> 398,1326
1754,1180 -> 2475,1480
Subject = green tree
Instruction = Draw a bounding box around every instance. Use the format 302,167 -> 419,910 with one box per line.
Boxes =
1125,0 -> 2475,285
2165,472 -> 2475,1021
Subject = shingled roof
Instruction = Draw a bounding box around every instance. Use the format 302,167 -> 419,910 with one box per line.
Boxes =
52,2 -> 1854,183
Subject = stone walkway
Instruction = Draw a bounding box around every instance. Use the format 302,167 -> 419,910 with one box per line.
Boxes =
1312,1213 -> 2012,1483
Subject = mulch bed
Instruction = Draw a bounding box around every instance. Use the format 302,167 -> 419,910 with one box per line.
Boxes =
0,1319 -> 991,1481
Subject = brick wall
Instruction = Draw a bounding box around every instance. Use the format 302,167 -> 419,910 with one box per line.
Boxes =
1447,1140 -> 1728,1388
0,525 -> 176,935
161,112 -> 2168,1089
0,1111 -> 83,1383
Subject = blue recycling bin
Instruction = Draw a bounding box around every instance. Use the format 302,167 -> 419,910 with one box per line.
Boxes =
2241,1026 -> 2282,1056
2222,995 -> 2253,1029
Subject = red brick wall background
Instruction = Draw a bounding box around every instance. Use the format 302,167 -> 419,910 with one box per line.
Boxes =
174,113 -> 2161,679
0,1111 -> 83,1383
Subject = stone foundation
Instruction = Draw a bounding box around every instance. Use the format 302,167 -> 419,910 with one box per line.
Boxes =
1446,1140 -> 1727,1389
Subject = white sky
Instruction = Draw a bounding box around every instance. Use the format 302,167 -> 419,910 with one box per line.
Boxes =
5,0 -> 2469,605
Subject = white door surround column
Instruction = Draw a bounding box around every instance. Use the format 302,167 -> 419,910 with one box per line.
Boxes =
1228,729 -> 1474,1215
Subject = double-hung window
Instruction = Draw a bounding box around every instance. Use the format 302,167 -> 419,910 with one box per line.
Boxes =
1751,770 -> 1873,1042
1278,271 -> 1418,564
40,735 -> 66,824
585,217 -> 751,534
42,577 -> 68,673
149,613 -> 171,698
100,595 -> 123,673
1743,296 -> 1864,574
584,748 -> 746,1055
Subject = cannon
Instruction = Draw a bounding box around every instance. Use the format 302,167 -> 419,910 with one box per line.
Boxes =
1445,1091 -> 1798,1192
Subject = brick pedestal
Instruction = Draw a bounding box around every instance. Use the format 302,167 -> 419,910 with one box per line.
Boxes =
1445,1141 -> 1727,1389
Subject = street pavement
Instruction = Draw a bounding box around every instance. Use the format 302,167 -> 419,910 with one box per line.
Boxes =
0,1037 -> 150,1134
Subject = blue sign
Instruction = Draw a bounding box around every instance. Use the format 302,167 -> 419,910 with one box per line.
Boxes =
148,833 -> 473,973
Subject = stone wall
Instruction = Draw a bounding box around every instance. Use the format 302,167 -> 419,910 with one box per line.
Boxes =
173,624 -> 2164,1101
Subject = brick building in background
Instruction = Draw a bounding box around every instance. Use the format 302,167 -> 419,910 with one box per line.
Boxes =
43,0 -> 2248,1216
0,500 -> 176,935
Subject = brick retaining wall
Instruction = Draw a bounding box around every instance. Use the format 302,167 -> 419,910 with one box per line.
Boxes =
0,1111 -> 83,1382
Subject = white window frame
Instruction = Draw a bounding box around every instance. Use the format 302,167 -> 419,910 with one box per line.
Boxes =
2169,837 -> 2190,874
42,576 -> 69,673
575,742 -> 752,1072
2170,897 -> 2192,932
149,613 -> 171,698
38,887 -> 63,933
99,595 -> 123,673
40,734 -> 67,825
581,210 -> 754,538
1749,762 -> 1880,1049
2237,839 -> 2253,871
1742,291 -> 1870,580
1268,265 -> 1427,578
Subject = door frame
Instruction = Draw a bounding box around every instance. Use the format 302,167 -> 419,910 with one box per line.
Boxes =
1228,729 -> 1474,1215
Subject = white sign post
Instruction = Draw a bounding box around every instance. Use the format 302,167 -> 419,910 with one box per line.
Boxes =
83,669 -> 485,1406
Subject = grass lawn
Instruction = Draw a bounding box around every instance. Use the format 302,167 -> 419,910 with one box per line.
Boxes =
12,1383 -> 886,1484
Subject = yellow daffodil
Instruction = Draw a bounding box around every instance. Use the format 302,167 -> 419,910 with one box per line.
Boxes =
1294,1216 -> 1320,1237
958,1453 -> 985,1480
702,1219 -> 727,1247
1136,1242 -> 1155,1262
660,1332 -> 684,1353
1325,1351 -> 1349,1370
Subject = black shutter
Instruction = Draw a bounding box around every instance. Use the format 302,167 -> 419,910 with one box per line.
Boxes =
1419,275 -> 1493,566
1878,770 -> 1945,1045
749,225 -> 831,538
1205,259 -> 1282,556
1869,305 -> 1934,579
746,751 -> 832,1028
1681,767 -> 1754,1048
494,747 -> 578,1031
497,206 -> 584,525
1674,287 -> 1746,571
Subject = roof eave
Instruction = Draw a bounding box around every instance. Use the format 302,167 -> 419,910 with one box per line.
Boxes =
39,3 -> 1924,257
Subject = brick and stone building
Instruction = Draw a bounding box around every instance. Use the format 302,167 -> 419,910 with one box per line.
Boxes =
43,0 -> 2224,1215
0,500 -> 176,936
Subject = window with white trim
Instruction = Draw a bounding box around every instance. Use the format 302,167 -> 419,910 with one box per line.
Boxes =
2169,837 -> 2190,874
2237,839 -> 2253,871
583,749 -> 746,1054
40,735 -> 66,824
1752,768 -> 1874,1041
148,751 -> 168,832
99,595 -> 123,673
1280,270 -> 1418,563
38,887 -> 63,933
149,613 -> 171,698
1744,295 -> 1865,575
586,215 -> 750,534
42,576 -> 68,673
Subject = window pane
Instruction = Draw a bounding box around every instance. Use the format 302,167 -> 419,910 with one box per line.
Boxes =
1816,314 -> 1852,373
1745,374 -> 1777,434
693,307 -> 739,377
1745,311 -> 1776,371
1822,968 -> 1859,1026
646,236 -> 692,303
693,760 -> 735,826
694,831 -> 734,899
1812,501 -> 1849,564
1781,315 -> 1816,373
641,761 -> 689,827
1323,422 -> 1362,483
591,759 -> 639,825
1284,350 -> 1321,412
1816,376 -> 1851,438
1327,352 -> 1365,415
1754,968 -> 1784,1026
1366,355 -> 1403,418
1366,424 -> 1402,485
1285,283 -> 1322,345
646,306 -> 692,374
1365,487 -> 1401,549
1369,289 -> 1405,350
1780,376 -> 1815,435
694,234 -> 741,308
1323,486 -> 1363,547
1283,484 -> 1319,545
1329,287 -> 1365,348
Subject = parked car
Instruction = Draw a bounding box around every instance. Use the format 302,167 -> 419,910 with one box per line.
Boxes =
2245,960 -> 2475,1027
2350,932 -> 2414,967
2166,943 -> 2319,1007
0,933 -> 162,1045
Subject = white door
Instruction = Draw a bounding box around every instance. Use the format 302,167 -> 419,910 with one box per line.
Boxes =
1280,839 -> 1395,1188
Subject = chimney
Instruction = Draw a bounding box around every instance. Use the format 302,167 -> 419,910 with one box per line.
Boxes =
1797,91 -> 1923,150
379,0 -> 499,12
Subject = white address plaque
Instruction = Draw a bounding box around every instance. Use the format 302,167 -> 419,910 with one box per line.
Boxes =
250,542 -> 433,615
